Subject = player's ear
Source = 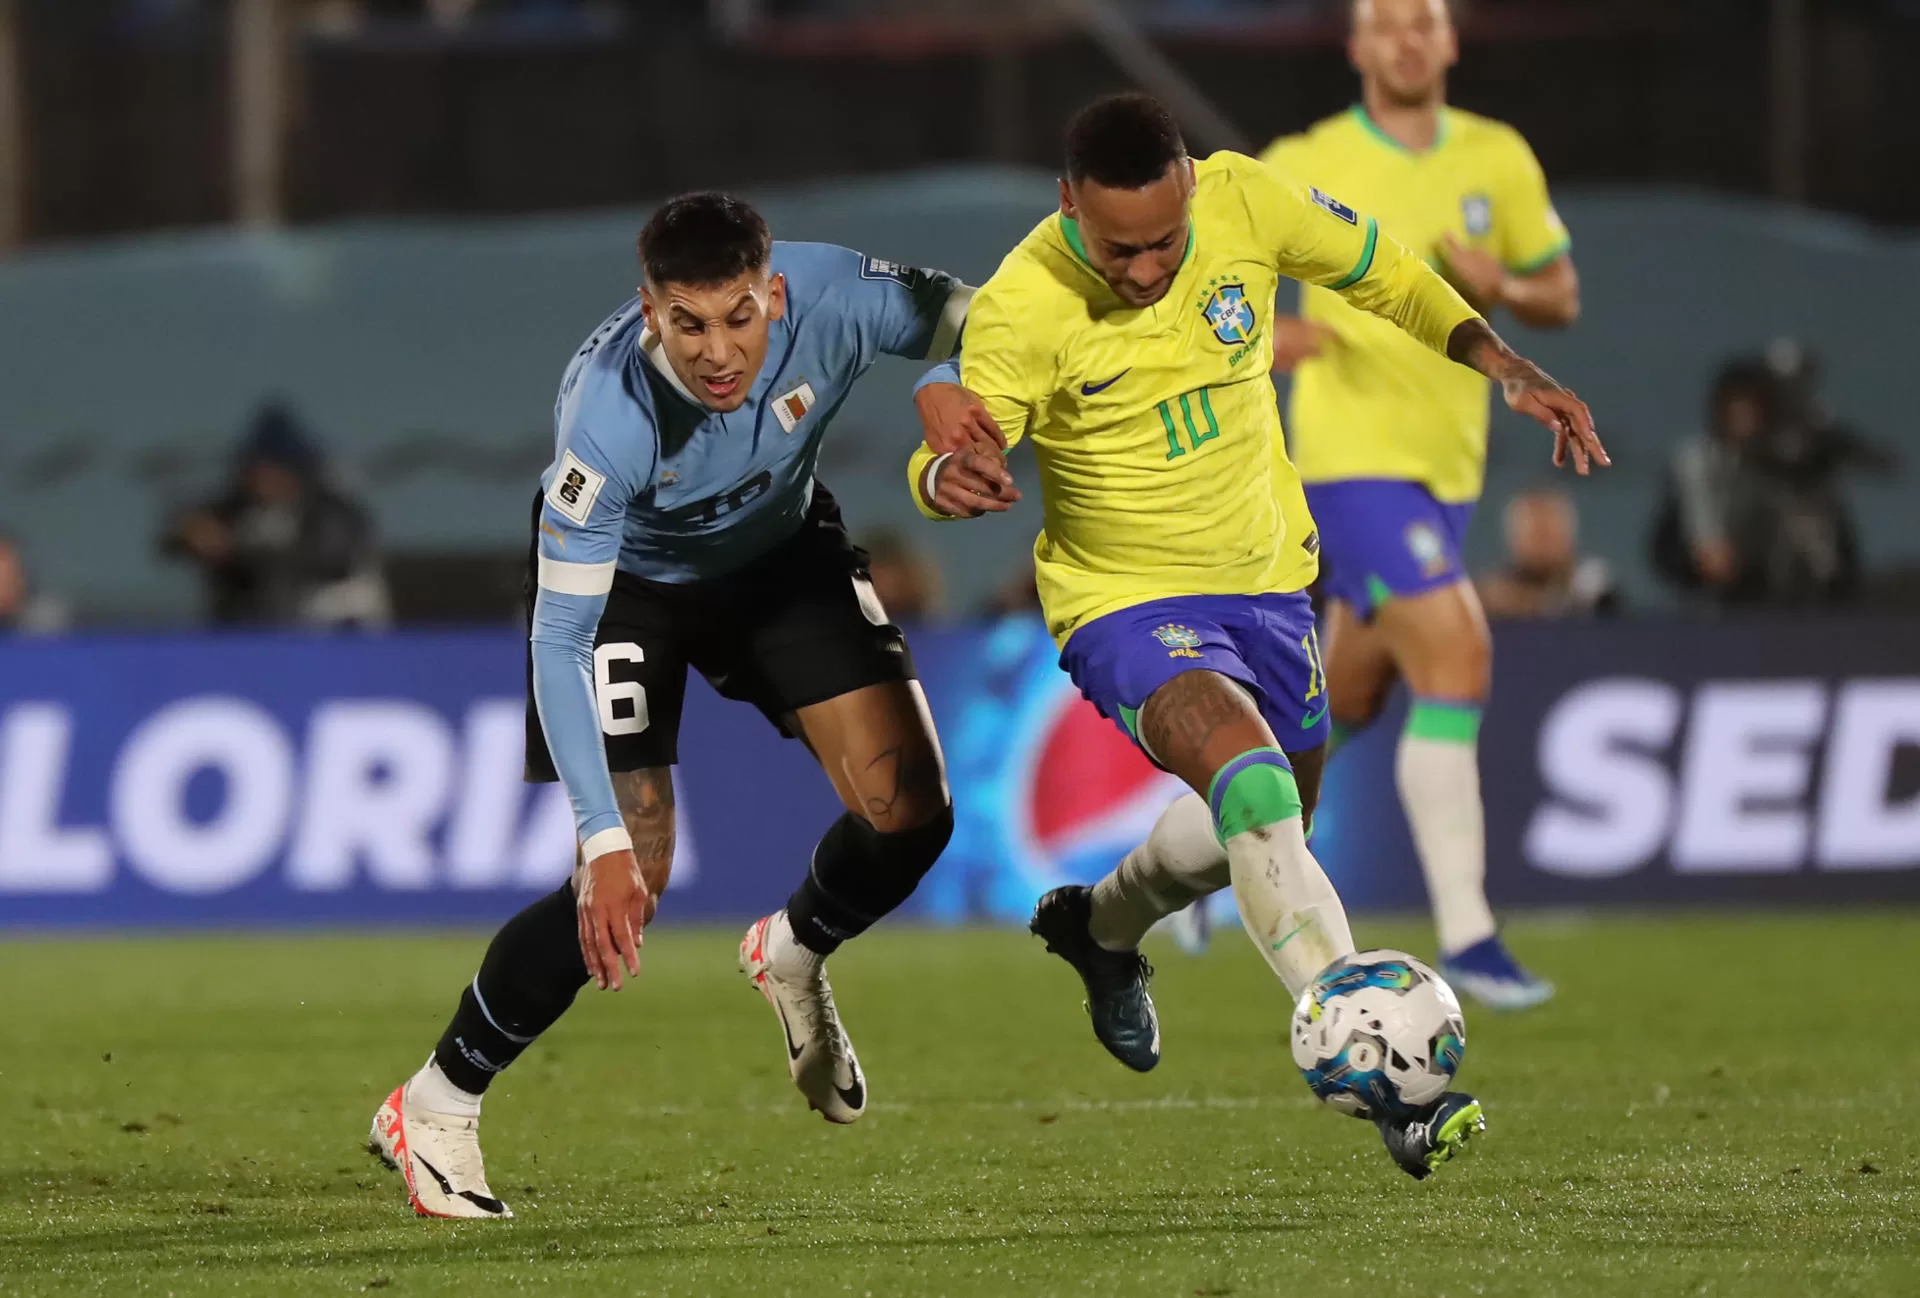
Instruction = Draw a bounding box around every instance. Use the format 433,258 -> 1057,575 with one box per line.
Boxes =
1057,177 -> 1077,221
638,285 -> 658,333
765,272 -> 787,322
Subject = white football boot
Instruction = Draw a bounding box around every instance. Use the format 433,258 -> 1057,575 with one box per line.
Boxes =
739,912 -> 867,1124
368,1080 -> 512,1219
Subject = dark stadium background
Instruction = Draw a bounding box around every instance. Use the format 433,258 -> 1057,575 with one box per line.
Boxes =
1,6 -> 1916,1295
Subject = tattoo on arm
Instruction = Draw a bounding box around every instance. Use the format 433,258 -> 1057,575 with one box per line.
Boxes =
612,767 -> 675,867
1446,318 -> 1564,395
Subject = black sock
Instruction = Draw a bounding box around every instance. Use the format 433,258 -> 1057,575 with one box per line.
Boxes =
785,804 -> 953,956
432,882 -> 589,1094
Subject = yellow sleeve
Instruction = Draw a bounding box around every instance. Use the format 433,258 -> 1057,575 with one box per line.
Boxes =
1494,129 -> 1572,275
905,271 -> 1042,521
1238,158 -> 1481,357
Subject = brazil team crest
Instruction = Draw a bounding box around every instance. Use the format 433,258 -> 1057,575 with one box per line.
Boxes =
1405,521 -> 1450,579
1462,192 -> 1493,238
1202,282 -> 1255,346
1152,624 -> 1204,659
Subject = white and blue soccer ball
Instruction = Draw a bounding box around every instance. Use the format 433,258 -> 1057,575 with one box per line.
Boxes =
1290,949 -> 1466,1121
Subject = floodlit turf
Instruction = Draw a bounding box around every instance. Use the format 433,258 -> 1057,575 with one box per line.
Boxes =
2,913 -> 1917,1297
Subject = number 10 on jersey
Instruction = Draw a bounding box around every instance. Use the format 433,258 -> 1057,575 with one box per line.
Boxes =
1158,386 -> 1222,461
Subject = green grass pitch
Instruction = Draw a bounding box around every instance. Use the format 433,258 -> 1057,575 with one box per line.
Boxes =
2,912 -> 1917,1297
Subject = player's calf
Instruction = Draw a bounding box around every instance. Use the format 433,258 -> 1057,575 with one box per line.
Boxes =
1137,670 -> 1356,996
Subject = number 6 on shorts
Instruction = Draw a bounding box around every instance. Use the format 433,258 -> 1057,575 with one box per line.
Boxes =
593,642 -> 650,736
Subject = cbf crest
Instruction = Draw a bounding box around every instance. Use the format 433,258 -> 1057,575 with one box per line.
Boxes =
1152,623 -> 1205,659
1404,521 -> 1450,579
1202,282 -> 1256,346
1461,193 -> 1493,238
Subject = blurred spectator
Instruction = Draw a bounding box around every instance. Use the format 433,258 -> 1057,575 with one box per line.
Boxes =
1477,488 -> 1619,619
1652,344 -> 1893,608
984,565 -> 1042,620
160,403 -> 391,629
0,530 -> 72,635
862,527 -> 942,623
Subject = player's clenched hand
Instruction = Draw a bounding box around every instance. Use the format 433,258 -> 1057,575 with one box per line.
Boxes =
1438,234 -> 1508,312
1269,316 -> 1334,374
915,382 -> 1007,455
1503,372 -> 1609,475
574,847 -> 649,991
926,449 -> 1021,518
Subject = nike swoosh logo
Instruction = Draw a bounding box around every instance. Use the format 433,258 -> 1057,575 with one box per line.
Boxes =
1271,919 -> 1313,953
1079,369 -> 1130,395
837,1061 -> 866,1111
1300,705 -> 1329,729
413,1154 -> 507,1215
772,1000 -> 805,1061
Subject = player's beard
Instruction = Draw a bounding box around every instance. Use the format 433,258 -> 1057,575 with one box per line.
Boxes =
1377,69 -> 1445,111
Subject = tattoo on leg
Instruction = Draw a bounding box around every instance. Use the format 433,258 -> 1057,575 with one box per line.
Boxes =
859,741 -> 944,825
1140,671 -> 1250,768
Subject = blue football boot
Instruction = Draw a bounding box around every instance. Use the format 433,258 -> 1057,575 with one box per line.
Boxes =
1030,885 -> 1160,1072
1377,1092 -> 1485,1180
1440,935 -> 1555,1011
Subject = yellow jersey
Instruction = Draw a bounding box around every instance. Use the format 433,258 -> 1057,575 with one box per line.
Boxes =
1261,107 -> 1570,503
908,151 -> 1478,645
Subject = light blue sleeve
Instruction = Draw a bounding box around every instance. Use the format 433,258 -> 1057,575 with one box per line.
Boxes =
814,245 -> 972,362
529,410 -> 654,854
913,357 -> 963,394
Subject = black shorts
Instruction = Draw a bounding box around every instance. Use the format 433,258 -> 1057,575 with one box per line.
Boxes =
524,485 -> 916,777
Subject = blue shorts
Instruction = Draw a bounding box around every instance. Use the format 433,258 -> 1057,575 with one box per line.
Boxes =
1304,479 -> 1476,620
1058,591 -> 1331,759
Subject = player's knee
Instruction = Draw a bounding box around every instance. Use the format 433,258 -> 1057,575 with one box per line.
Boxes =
1329,689 -> 1384,731
850,745 -> 950,836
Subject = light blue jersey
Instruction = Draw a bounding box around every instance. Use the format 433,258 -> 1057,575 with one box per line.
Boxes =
530,242 -> 970,857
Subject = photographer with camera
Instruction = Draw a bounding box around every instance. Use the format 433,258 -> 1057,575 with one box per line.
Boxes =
1653,342 -> 1894,609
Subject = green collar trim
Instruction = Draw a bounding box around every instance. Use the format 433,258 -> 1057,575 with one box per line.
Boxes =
1351,103 -> 1450,156
1059,214 -> 1196,276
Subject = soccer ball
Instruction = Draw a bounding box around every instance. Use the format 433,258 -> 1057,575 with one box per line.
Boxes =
1290,949 -> 1466,1121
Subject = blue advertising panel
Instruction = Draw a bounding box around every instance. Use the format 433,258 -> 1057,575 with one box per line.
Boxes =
3,616 -> 1917,930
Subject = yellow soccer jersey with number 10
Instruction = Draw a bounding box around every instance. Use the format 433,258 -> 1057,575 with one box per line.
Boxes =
1262,107 -> 1571,503
907,150 -> 1480,646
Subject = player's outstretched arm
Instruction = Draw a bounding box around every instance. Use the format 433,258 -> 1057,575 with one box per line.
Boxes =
914,357 -> 1008,454
1446,317 -> 1608,474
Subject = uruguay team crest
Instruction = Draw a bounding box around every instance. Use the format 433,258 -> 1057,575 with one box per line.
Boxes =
1462,192 -> 1493,238
1202,282 -> 1255,346
1152,624 -> 1204,659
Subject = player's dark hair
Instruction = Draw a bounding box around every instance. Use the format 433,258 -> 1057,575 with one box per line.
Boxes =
637,192 -> 772,288
1064,93 -> 1187,189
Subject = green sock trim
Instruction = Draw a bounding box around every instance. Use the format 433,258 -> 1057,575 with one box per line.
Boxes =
1117,703 -> 1141,740
1406,699 -> 1482,744
1209,756 -> 1304,841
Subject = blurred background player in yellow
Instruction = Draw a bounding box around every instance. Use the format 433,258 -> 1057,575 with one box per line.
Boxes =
911,93 -> 1603,1177
1259,0 -> 1582,1010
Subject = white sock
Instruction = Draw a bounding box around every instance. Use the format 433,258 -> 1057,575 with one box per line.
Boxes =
1397,707 -> 1498,955
1089,793 -> 1229,951
766,908 -> 825,977
406,1055 -> 482,1119
1224,816 -> 1356,998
